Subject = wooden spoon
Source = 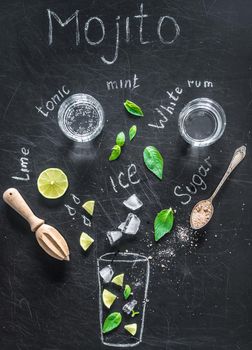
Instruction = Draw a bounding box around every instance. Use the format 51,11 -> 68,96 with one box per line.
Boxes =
190,145 -> 247,230
3,188 -> 70,261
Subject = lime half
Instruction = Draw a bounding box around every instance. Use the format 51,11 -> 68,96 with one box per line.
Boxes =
37,168 -> 68,199
102,289 -> 117,309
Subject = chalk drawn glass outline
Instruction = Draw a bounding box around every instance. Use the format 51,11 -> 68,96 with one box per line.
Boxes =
58,93 -> 104,142
97,252 -> 150,347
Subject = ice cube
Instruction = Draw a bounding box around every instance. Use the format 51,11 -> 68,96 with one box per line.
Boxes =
106,231 -> 122,245
99,265 -> 114,283
122,300 -> 137,314
123,194 -> 143,211
118,222 -> 126,231
122,213 -> 141,235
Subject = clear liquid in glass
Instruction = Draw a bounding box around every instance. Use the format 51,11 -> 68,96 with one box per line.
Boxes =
184,108 -> 217,140
58,94 -> 104,142
178,98 -> 226,147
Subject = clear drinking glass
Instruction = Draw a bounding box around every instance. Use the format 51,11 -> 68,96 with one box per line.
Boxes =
97,252 -> 150,347
178,98 -> 226,147
58,93 -> 104,142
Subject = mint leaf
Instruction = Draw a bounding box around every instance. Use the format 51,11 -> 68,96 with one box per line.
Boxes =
116,132 -> 125,147
109,145 -> 121,161
124,100 -> 143,117
154,208 -> 174,242
124,284 -> 132,300
129,125 -> 137,141
102,312 -> 122,333
143,146 -> 163,180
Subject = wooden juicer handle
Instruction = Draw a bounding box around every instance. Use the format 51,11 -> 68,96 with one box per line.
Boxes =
3,188 -> 45,232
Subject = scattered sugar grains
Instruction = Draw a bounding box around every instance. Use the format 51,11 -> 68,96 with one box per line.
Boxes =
149,225 -> 194,271
158,248 -> 175,258
176,225 -> 191,243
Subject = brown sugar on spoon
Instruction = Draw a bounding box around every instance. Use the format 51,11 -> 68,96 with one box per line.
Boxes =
190,200 -> 213,230
190,145 -> 246,230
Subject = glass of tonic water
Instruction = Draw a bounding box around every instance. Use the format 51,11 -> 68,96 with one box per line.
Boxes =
58,93 -> 104,142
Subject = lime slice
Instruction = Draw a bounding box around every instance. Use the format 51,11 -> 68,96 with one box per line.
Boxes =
82,200 -> 95,216
124,323 -> 137,336
80,232 -> 94,251
37,168 -> 68,199
102,289 -> 117,309
111,273 -> 124,287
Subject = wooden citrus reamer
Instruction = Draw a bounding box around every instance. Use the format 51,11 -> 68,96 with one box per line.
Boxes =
3,188 -> 70,261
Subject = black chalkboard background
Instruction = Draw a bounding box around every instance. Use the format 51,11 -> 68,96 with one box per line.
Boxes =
0,1 -> 252,349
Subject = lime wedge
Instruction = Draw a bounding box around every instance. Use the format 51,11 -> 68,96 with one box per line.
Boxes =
102,289 -> 117,309
37,168 -> 68,199
80,232 -> 94,251
82,200 -> 95,216
111,273 -> 124,287
124,323 -> 137,336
